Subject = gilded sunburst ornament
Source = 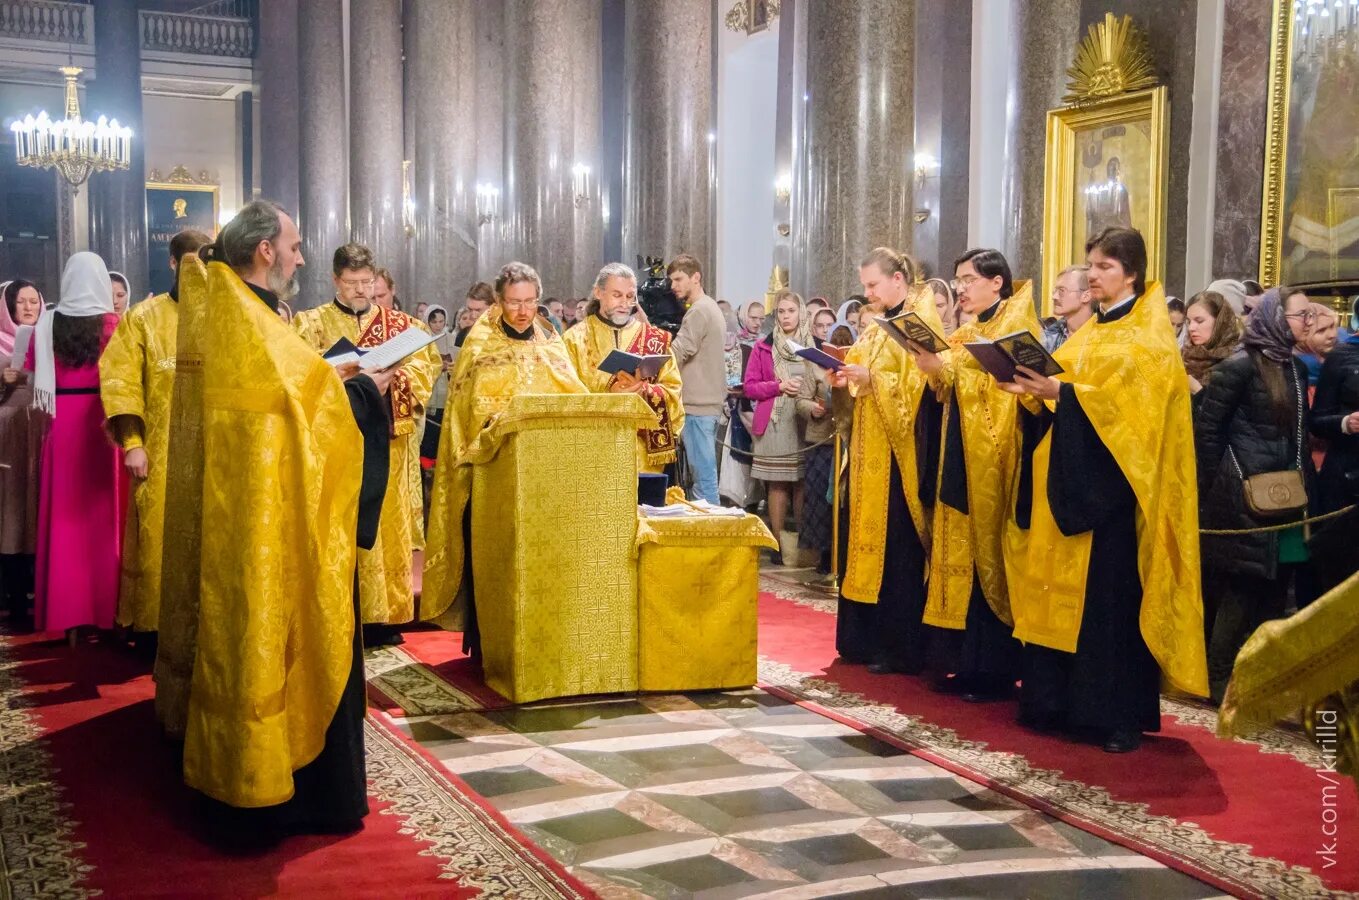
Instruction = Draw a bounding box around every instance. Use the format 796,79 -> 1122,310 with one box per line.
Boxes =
1063,12 -> 1158,105
724,0 -> 780,35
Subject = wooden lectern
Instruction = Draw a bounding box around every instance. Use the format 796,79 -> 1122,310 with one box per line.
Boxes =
468,394 -> 654,703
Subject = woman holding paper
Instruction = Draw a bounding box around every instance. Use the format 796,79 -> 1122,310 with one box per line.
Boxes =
0,279 -> 48,628
744,290 -> 812,563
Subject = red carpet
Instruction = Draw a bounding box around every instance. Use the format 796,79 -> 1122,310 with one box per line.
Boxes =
754,586 -> 1359,898
0,632 -> 588,898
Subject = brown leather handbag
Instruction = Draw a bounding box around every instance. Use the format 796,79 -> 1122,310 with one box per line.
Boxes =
1227,373 -> 1308,520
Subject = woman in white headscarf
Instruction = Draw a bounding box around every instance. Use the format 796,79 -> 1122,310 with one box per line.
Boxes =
27,252 -> 124,639
0,279 -> 48,627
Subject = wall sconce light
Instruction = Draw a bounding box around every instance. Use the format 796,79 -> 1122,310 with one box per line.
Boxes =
572,163 -> 592,209
914,151 -> 939,189
774,173 -> 791,205
402,160 -> 416,236
913,209 -> 931,224
475,182 -> 500,226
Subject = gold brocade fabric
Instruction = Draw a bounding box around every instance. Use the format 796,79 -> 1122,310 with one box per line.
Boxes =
561,316 -> 686,471
635,513 -> 776,691
1004,283 -> 1208,697
924,283 -> 1038,630
421,309 -> 590,627
841,287 -> 940,605
154,269 -> 208,738
291,302 -> 439,624
467,394 -> 655,703
181,260 -> 362,808
1219,573 -> 1359,771
98,293 -> 179,631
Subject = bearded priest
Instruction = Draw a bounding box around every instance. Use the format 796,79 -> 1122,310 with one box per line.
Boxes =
291,244 -> 440,642
563,263 -> 684,472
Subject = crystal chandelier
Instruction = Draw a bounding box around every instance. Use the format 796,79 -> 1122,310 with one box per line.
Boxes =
9,66 -> 133,191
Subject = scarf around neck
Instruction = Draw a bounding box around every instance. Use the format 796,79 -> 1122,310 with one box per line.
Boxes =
32,252 -> 113,416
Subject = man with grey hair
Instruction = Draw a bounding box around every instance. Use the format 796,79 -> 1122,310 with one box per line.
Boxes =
159,199 -> 394,838
562,262 -> 685,472
1043,264 -> 1095,352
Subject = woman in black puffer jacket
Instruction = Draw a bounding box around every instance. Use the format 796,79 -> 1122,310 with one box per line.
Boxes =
1193,287 -> 1316,704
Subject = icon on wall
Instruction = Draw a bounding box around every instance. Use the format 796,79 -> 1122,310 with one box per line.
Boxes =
146,173 -> 218,297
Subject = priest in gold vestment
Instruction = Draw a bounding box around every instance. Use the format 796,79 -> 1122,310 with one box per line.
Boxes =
562,263 -> 684,472
910,251 -> 1037,700
422,261 -> 587,650
830,248 -> 942,675
99,228 -> 211,635
1001,226 -> 1207,753
291,243 -> 440,634
160,201 -> 391,832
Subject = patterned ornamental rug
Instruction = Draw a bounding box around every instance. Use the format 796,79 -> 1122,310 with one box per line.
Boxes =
755,574 -> 1359,899
0,631 -> 591,899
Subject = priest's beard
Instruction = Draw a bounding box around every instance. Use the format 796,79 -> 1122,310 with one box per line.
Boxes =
605,309 -> 633,327
267,258 -> 300,302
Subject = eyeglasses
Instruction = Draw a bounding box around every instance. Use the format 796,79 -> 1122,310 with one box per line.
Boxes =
950,275 -> 981,292
502,298 -> 540,310
1052,287 -> 1086,297
1284,310 -> 1317,323
339,278 -> 374,290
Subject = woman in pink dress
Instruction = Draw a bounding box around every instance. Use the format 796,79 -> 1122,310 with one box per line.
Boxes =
26,252 -> 122,638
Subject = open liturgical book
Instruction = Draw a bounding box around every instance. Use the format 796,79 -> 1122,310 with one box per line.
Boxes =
875,311 -> 949,354
597,349 -> 669,381
962,330 -> 1064,382
322,328 -> 439,371
785,339 -> 846,371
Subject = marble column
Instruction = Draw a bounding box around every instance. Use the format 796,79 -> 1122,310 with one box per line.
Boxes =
793,0 -> 915,300
622,0 -> 714,273
914,0 -> 972,278
86,0 -> 147,300
1082,0 -> 1199,296
297,0 -> 347,309
1211,0 -> 1271,281
999,0 -> 1081,282
349,0 -> 406,293
258,0 -> 299,213
503,0 -> 604,298
473,1 -> 506,281
405,0 -> 476,308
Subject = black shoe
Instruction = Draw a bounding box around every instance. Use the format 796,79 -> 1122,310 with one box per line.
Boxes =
1102,730 -> 1142,753
929,674 -> 966,694
1018,710 -> 1064,734
867,662 -> 922,676
767,551 -> 785,567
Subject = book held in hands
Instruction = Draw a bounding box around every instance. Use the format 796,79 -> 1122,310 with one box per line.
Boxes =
875,311 -> 949,354
597,349 -> 669,380
786,338 -> 846,372
322,328 -> 440,371
962,330 -> 1064,382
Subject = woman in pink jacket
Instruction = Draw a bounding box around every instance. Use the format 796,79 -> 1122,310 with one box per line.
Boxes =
744,291 -> 812,563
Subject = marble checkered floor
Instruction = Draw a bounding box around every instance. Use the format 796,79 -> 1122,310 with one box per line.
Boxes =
391,691 -> 1226,898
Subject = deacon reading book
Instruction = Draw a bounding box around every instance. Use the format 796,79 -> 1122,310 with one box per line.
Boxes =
322,328 -> 439,371
962,329 -> 1064,382
597,349 -> 669,380
876,311 -> 949,354
786,338 -> 846,372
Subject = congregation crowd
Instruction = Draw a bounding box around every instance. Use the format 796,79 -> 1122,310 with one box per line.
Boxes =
2,206 -> 1358,794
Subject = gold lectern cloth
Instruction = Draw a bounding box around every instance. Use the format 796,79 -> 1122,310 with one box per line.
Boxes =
635,513 -> 776,692
470,394 -> 654,704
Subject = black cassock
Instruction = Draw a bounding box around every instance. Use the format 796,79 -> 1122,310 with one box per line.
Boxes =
835,390 -> 942,673
1014,353 -> 1160,737
929,385 -> 1021,693
205,372 -> 390,838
